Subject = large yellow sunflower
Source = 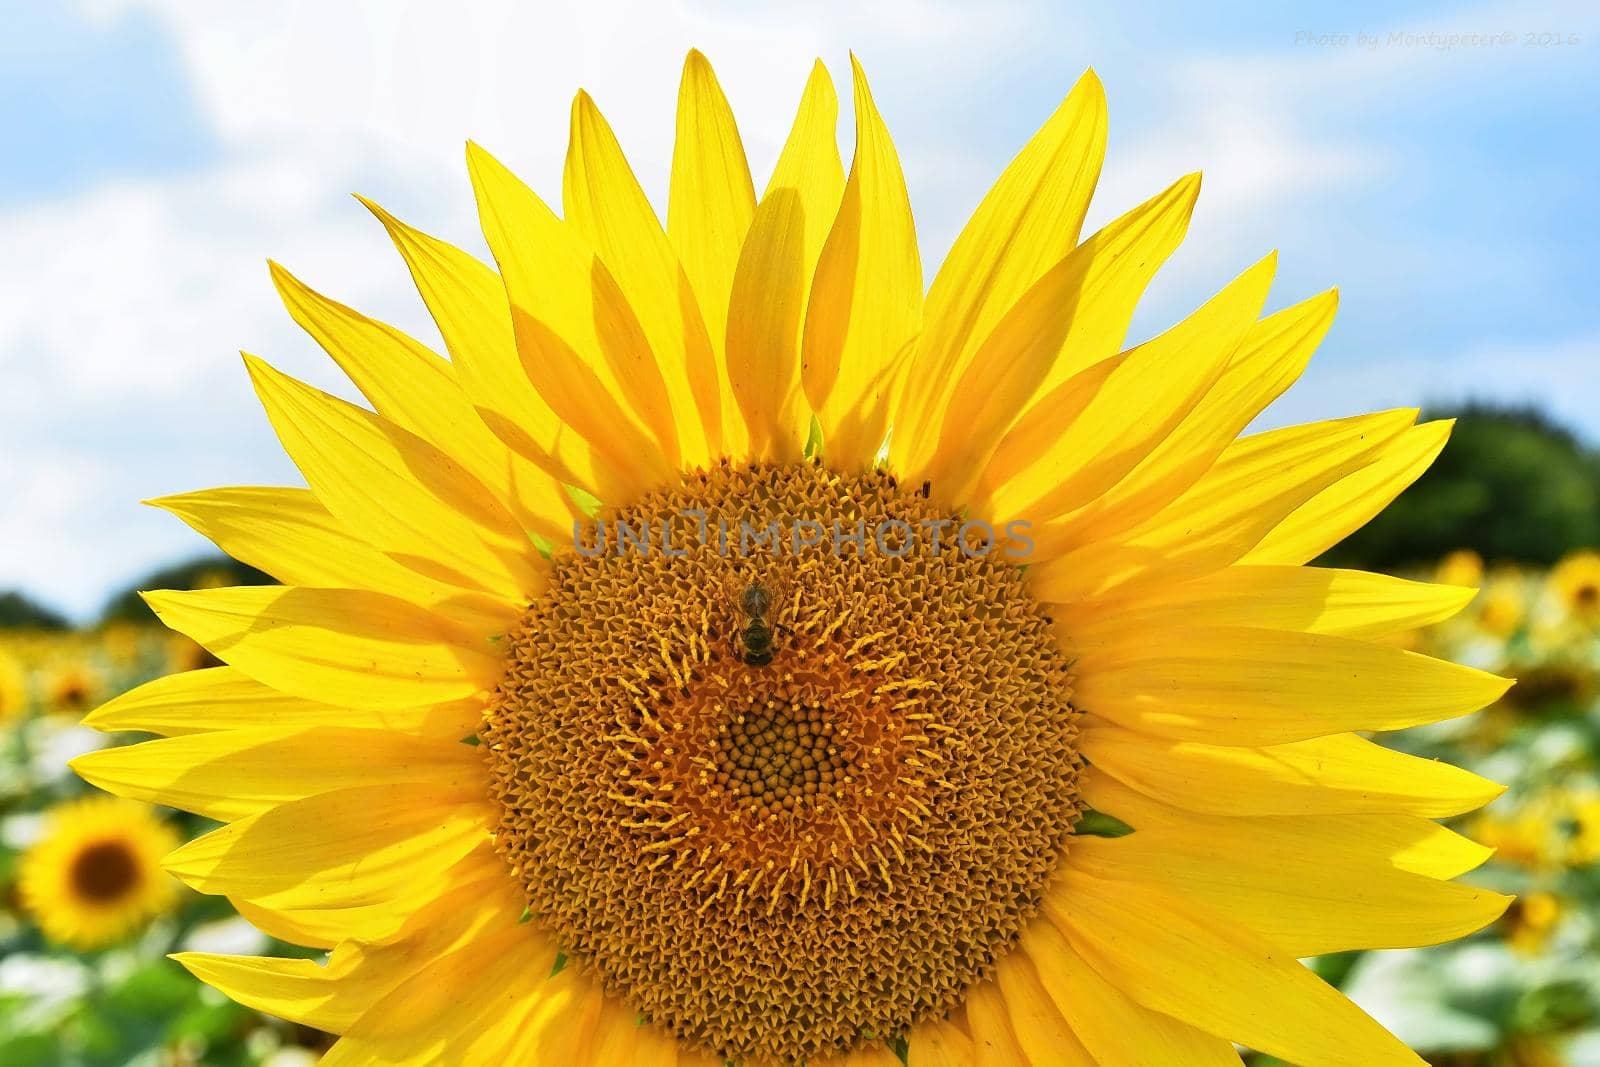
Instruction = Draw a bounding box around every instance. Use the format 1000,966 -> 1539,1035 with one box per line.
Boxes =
18,795 -> 182,950
76,52 -> 1513,1066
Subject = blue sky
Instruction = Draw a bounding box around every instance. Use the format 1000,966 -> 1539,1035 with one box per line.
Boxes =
2,0 -> 1596,618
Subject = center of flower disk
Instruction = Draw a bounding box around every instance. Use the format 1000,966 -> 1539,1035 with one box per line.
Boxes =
70,841 -> 140,902
483,461 -> 1084,1065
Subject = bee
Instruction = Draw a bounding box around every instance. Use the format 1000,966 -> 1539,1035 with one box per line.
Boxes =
728,577 -> 782,666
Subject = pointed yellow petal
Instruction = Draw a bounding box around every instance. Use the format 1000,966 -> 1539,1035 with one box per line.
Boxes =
1065,565 -> 1477,641
467,141 -> 679,489
1042,289 -> 1336,552
1070,624 -> 1511,745
358,196 -> 610,501
322,925 -> 555,1066
149,486 -> 515,633
972,352 -> 1129,508
244,355 -> 539,601
1245,420 -> 1453,565
1071,796 -> 1510,956
1049,868 -> 1426,1066
1019,918 -> 1243,1065
896,70 -> 1107,462
164,782 -> 488,905
564,90 -> 719,465
669,49 -> 757,459
960,975 -> 1037,1064
229,848 -> 505,949
514,967 -> 626,1064
914,173 -> 1201,499
143,587 -> 501,710
802,56 -> 923,470
267,261 -> 574,541
72,727 -> 482,821
1030,408 -> 1415,600
177,867 -> 524,1030
82,666 -> 481,739
726,59 -> 844,461
991,950 -> 1097,1066
172,951 -> 362,1032
982,252 -> 1273,520
1080,721 -> 1504,818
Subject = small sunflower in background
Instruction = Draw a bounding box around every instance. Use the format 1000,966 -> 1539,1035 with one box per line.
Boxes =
76,52 -> 1513,1066
0,649 -> 28,723
45,659 -> 102,716
18,795 -> 182,951
1436,549 -> 1486,589
1549,548 -> 1600,627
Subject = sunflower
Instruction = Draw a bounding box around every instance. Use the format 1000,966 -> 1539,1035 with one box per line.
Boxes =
1549,548 -> 1600,626
46,659 -> 102,715
18,795 -> 182,950
75,53 -> 1513,1066
0,649 -> 28,722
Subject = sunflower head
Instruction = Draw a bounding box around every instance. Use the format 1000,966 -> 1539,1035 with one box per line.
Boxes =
46,660 -> 101,716
18,795 -> 182,950
1549,548 -> 1600,625
0,650 -> 28,723
75,50 -> 1513,1067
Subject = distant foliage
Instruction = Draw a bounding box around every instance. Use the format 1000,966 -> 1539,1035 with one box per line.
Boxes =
99,555 -> 272,625
1325,406 -> 1600,571
0,591 -> 70,631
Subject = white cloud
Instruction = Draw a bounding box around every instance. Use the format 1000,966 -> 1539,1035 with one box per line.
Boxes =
8,0 -> 1591,616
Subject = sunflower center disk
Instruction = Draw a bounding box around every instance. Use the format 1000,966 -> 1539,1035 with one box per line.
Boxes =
484,463 -> 1084,1065
70,841 -> 141,902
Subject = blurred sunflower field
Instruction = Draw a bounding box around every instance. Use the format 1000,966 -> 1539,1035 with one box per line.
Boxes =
3,408 -> 1598,1066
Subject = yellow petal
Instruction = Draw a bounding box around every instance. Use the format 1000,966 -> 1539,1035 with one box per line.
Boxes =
229,847 -> 504,949
82,666 -> 482,739
961,975 -> 1036,1065
171,866 -> 524,1032
895,70 -> 1106,464
907,1015 -> 975,1066
1029,408 -> 1415,600
505,966 -> 608,1063
669,49 -> 756,459
802,56 -> 923,470
1064,565 -> 1477,641
268,261 -> 574,540
164,782 -> 489,905
726,59 -> 844,461
1049,868 -> 1426,1066
244,355 -> 540,601
143,586 -> 501,711
991,950 -> 1097,1066
321,925 -> 554,1066
173,950 -> 362,1032
565,90 -> 719,465
358,196 -> 609,500
1070,623 -> 1511,745
467,141 -> 679,491
72,727 -> 482,821
915,173 -> 1201,500
1019,918 -> 1243,1065
1080,720 -> 1504,818
982,252 -> 1274,521
1070,798 -> 1510,956
1244,420 -> 1453,565
1041,289 -> 1336,552
149,486 -> 516,634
